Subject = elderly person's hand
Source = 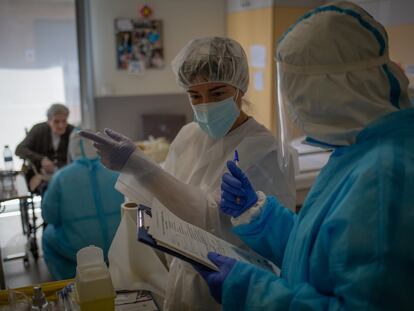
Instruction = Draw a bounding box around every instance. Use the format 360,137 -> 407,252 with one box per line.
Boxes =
41,157 -> 55,174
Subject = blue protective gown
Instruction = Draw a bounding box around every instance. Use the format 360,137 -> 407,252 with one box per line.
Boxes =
222,109 -> 414,310
42,158 -> 123,280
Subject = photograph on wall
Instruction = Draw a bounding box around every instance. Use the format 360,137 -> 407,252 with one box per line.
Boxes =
115,18 -> 164,73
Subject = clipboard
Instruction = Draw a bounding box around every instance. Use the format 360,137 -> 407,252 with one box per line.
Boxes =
137,205 -> 217,271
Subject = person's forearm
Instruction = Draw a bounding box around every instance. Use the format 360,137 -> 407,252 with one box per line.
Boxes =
222,261 -> 339,311
140,170 -> 208,226
122,151 -> 209,229
232,196 -> 295,266
15,142 -> 44,166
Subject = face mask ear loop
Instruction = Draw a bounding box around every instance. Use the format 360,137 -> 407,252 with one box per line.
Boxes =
234,88 -> 241,109
234,88 -> 239,101
186,89 -> 193,105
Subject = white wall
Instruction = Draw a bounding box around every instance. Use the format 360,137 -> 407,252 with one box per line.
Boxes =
90,0 -> 226,97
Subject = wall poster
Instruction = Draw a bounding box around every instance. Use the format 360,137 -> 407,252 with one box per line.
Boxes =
115,18 -> 164,74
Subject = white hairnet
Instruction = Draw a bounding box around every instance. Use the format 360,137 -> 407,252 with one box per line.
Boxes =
68,129 -> 98,161
276,1 -> 412,146
171,37 -> 249,93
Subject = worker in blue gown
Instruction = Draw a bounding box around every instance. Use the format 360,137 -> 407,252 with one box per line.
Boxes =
42,130 -> 123,280
194,1 -> 414,310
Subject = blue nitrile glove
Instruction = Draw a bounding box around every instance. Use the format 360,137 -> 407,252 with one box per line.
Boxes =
79,128 -> 136,171
220,160 -> 258,217
193,252 -> 237,304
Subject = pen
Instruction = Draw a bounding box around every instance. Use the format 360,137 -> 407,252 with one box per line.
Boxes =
233,150 -> 241,205
233,150 -> 239,166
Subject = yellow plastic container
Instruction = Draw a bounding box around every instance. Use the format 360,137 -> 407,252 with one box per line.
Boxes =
0,279 -> 73,305
74,246 -> 115,311
76,295 -> 114,311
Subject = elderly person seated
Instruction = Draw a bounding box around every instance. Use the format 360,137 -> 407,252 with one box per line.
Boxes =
41,130 -> 123,280
16,103 -> 74,193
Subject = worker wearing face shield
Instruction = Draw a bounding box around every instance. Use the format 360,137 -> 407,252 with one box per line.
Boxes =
41,130 -> 123,280
194,2 -> 414,310
80,37 -> 296,310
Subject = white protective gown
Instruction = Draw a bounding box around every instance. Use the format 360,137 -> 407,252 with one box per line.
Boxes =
116,117 -> 295,311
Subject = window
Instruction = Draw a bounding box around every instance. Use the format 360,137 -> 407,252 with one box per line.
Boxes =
0,0 -> 80,169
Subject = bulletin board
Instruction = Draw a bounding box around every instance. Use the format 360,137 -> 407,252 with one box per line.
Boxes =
115,18 -> 164,74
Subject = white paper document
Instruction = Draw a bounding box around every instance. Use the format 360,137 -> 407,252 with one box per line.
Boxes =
145,206 -> 277,272
115,290 -> 159,311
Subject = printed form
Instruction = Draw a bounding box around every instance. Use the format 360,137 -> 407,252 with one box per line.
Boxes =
146,206 -> 277,272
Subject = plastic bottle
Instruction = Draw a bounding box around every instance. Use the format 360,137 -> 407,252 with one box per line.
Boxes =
2,145 -> 15,192
74,245 -> 115,311
3,145 -> 14,171
31,286 -> 50,310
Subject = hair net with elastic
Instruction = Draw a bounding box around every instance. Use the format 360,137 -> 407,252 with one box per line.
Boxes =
276,1 -> 412,149
171,37 -> 249,93
68,130 -> 98,161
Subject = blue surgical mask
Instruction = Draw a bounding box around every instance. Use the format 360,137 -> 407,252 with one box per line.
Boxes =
191,92 -> 240,140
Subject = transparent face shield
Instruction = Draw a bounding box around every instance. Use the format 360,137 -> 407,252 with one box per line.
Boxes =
68,130 -> 98,162
276,62 -> 312,177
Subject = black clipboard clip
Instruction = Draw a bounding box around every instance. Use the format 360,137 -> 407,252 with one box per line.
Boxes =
136,204 -> 216,272
138,204 -> 152,229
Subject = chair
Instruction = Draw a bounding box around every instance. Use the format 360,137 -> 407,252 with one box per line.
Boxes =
16,128 -> 45,261
18,160 -> 42,261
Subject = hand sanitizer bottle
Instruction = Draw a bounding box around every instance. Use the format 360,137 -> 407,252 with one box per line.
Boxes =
74,246 -> 115,311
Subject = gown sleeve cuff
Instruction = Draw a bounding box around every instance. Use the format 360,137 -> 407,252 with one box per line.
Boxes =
231,191 -> 266,226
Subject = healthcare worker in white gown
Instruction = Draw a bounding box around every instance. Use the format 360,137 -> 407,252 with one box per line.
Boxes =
81,36 -> 295,311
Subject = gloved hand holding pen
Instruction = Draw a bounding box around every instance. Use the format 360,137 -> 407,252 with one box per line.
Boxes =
79,128 -> 136,171
220,160 -> 258,217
